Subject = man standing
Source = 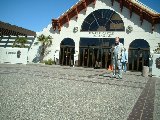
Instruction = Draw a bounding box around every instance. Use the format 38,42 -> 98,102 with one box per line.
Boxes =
111,37 -> 124,79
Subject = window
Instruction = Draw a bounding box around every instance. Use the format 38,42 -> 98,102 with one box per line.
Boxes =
81,9 -> 125,31
61,38 -> 75,46
129,39 -> 150,49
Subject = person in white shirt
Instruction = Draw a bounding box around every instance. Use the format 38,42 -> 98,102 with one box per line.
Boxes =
111,37 -> 124,79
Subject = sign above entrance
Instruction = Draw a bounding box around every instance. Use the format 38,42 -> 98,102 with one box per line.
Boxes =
80,31 -> 125,38
89,31 -> 114,38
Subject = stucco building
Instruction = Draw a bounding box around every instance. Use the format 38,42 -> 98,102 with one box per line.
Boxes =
28,0 -> 160,71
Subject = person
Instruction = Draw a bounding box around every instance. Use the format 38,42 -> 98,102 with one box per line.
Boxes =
111,37 -> 124,79
121,47 -> 128,72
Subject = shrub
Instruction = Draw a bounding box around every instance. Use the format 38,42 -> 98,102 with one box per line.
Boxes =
42,59 -> 55,65
47,58 -> 54,65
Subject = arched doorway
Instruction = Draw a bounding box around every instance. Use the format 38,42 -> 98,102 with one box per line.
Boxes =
128,39 -> 150,71
79,9 -> 125,68
79,38 -> 124,68
60,38 -> 75,66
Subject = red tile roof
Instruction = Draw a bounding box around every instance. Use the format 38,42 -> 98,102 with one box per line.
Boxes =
52,0 -> 160,31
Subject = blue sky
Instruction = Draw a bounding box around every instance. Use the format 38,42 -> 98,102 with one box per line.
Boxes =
0,0 -> 160,32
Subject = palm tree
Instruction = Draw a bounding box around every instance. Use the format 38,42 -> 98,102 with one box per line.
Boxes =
37,34 -> 52,62
13,37 -> 28,48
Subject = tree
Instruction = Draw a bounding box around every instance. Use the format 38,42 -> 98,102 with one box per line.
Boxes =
13,37 -> 28,48
37,34 -> 52,62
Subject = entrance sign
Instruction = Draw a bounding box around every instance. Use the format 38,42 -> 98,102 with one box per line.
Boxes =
80,31 -> 125,38
89,31 -> 114,37
0,48 -> 28,64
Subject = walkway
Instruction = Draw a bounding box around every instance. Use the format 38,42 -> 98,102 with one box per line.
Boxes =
0,64 -> 159,120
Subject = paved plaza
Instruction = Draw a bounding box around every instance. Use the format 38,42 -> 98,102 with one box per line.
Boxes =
0,64 -> 160,120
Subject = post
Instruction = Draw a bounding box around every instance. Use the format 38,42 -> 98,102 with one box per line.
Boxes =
142,66 -> 149,77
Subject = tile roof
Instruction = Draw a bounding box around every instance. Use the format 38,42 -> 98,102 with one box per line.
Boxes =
0,21 -> 36,36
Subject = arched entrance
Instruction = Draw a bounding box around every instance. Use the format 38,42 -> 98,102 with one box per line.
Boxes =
79,9 -> 125,68
79,38 -> 124,68
128,39 -> 150,71
60,38 -> 75,66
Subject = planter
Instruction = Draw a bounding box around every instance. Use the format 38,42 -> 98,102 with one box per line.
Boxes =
142,66 -> 149,77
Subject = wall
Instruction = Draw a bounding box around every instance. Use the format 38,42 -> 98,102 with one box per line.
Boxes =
0,48 -> 28,64
0,35 -> 35,63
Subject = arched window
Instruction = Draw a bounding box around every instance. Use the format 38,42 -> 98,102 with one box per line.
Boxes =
81,9 -> 125,31
61,38 -> 75,46
129,39 -> 150,49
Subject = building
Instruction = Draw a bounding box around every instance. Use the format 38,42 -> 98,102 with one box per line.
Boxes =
29,0 -> 160,71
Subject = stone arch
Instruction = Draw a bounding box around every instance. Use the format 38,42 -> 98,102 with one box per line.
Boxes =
128,39 -> 150,71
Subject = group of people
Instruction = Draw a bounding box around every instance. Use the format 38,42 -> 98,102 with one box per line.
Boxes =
110,37 -> 128,79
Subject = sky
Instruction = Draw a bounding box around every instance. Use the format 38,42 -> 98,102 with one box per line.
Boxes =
0,0 -> 160,32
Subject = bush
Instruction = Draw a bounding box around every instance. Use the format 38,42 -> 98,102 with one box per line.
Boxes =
47,58 -> 54,65
42,59 -> 55,65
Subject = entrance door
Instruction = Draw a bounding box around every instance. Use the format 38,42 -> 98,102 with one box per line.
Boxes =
79,38 -> 124,68
80,47 -> 98,67
128,39 -> 150,71
60,46 -> 74,66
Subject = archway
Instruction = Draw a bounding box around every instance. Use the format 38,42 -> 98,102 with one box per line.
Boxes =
128,39 -> 150,71
60,38 -> 75,66
79,38 -> 124,68
79,9 -> 125,68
